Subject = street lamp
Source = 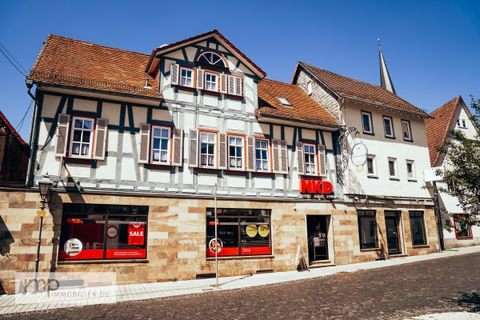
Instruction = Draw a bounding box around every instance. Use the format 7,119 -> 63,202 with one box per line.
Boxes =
34,175 -> 53,285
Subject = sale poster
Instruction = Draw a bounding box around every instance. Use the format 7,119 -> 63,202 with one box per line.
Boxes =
128,222 -> 145,245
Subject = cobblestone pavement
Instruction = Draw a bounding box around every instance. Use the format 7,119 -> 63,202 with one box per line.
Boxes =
4,253 -> 480,320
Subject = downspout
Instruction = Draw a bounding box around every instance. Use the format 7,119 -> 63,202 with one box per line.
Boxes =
25,79 -> 37,187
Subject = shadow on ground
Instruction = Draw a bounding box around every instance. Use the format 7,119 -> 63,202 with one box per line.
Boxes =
455,291 -> 480,312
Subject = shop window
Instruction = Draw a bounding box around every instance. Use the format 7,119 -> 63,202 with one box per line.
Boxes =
255,139 -> 270,172
206,208 -> 271,257
383,116 -> 395,139
228,135 -> 244,170
69,116 -> 94,158
59,204 -> 148,261
303,143 -> 317,175
358,210 -> 378,249
361,111 -> 374,135
151,126 -> 171,164
401,120 -> 413,141
454,214 -> 473,239
199,131 -> 217,168
409,211 -> 427,246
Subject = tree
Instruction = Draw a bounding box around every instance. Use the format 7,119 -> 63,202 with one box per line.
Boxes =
438,96 -> 480,226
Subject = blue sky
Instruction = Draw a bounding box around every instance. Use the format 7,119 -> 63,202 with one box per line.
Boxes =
1,0 -> 479,139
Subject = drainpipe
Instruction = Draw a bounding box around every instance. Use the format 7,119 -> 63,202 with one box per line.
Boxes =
25,79 -> 37,187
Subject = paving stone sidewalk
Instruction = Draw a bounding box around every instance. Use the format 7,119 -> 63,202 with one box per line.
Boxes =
1,245 -> 479,316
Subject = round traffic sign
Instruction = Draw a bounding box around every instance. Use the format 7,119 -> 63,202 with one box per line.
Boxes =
208,238 -> 223,254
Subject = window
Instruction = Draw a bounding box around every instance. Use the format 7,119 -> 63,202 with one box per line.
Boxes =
151,126 -> 171,164
59,204 -> 148,261
406,160 -> 416,180
199,131 -> 217,168
367,154 -> 376,176
361,111 -> 373,134
454,214 -> 473,239
388,157 -> 397,178
255,139 -> 270,172
303,143 -> 317,175
409,211 -> 427,246
197,52 -> 226,67
228,75 -> 243,96
206,208 -> 271,257
277,97 -> 292,107
462,119 -> 466,128
307,81 -> 313,95
383,116 -> 395,138
70,117 -> 94,158
401,120 -> 412,141
205,72 -> 218,92
179,67 -> 194,87
228,135 -> 244,170
358,210 -> 378,249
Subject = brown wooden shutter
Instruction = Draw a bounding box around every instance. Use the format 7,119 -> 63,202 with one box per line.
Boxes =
188,129 -> 198,167
220,74 -> 228,94
196,69 -> 204,90
55,114 -> 70,158
318,144 -> 327,176
139,123 -> 150,164
246,136 -> 255,171
272,139 -> 280,173
93,118 -> 108,160
235,77 -> 243,96
171,128 -> 183,166
218,133 -> 227,169
170,64 -> 179,86
279,140 -> 288,174
296,142 -> 305,175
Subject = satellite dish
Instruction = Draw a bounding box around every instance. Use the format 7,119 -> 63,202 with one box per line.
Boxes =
351,141 -> 368,166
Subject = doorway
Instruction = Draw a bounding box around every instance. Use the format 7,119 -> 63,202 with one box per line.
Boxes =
385,211 -> 401,255
307,215 -> 329,263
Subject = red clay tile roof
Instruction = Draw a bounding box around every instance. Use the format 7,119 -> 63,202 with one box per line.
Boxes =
29,35 -> 161,99
298,62 -> 430,118
0,111 -> 28,147
257,79 -> 338,128
146,29 -> 266,78
425,96 -> 462,166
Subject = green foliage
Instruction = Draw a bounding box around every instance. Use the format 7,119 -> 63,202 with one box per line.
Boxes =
438,96 -> 480,225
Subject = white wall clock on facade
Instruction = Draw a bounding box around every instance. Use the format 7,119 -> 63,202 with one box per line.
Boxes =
351,141 -> 368,168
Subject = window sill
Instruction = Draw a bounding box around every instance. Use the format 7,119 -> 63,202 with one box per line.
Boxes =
456,236 -> 473,240
224,170 -> 248,176
63,157 -> 97,164
403,139 -> 414,143
58,259 -> 149,265
206,255 -> 274,261
201,89 -> 221,96
176,85 -> 196,92
360,247 -> 380,252
196,167 -> 220,174
408,179 -> 417,182
362,131 -> 375,136
145,163 -> 173,170
389,177 -> 400,181
385,136 -> 396,140
252,171 -> 275,177
412,244 -> 429,248
224,93 -> 244,100
367,175 -> 379,179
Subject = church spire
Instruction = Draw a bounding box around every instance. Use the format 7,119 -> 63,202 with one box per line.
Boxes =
377,38 -> 396,95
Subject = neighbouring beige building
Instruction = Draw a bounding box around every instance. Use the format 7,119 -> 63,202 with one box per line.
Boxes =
0,30 -> 439,294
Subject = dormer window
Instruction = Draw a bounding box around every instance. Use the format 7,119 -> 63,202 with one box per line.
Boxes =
197,52 -> 226,68
277,97 -> 292,107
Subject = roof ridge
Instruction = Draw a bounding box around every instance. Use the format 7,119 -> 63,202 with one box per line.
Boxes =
430,96 -> 461,115
262,78 -> 295,86
47,34 -> 151,57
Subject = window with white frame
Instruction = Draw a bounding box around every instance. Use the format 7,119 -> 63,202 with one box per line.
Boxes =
228,136 -> 244,170
179,67 -> 194,88
303,143 -> 316,175
197,52 -> 226,67
205,72 -> 218,92
255,139 -> 269,172
151,126 -> 171,164
406,159 -> 416,180
388,157 -> 398,178
401,120 -> 413,141
70,117 -> 94,158
362,111 -> 374,134
383,116 -> 395,138
366,154 -> 376,176
199,131 -> 216,168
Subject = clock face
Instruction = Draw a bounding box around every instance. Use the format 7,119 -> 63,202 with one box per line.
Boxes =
351,142 -> 368,166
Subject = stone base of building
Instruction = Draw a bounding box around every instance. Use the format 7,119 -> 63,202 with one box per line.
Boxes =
0,189 -> 439,294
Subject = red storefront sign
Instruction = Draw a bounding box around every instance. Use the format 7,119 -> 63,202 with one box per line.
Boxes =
128,222 -> 145,245
300,179 -> 333,194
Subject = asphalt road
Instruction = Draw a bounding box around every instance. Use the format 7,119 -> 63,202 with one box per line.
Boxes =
5,253 -> 480,319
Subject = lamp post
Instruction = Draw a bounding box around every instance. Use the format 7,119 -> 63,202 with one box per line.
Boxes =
34,175 -> 53,289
